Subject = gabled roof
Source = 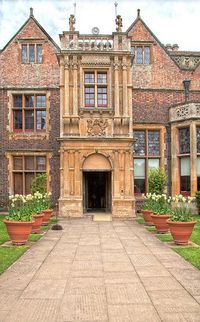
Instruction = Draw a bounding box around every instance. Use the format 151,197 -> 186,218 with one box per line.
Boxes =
126,9 -> 181,70
1,9 -> 60,53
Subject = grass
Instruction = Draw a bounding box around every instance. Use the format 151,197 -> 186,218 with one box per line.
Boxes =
173,247 -> 200,270
0,246 -> 28,274
0,215 -> 56,275
138,213 -> 200,270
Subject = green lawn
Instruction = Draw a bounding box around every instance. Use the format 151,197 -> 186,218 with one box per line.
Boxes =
0,215 -> 56,275
137,213 -> 200,270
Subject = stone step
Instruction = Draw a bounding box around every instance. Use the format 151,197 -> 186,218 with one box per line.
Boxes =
92,214 -> 112,222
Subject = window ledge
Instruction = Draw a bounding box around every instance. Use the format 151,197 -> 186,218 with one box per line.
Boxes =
79,108 -> 114,115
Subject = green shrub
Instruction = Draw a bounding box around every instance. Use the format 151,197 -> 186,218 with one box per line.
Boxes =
148,168 -> 167,195
195,191 -> 200,215
31,173 -> 47,195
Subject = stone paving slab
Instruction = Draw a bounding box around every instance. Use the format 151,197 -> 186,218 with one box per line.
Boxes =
0,219 -> 200,321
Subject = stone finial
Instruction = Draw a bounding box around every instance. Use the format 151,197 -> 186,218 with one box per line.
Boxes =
115,15 -> 123,32
30,7 -> 34,17
137,9 -> 140,18
69,14 -> 76,32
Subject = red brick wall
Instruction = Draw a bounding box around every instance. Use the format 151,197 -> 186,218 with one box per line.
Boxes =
0,18 -> 60,209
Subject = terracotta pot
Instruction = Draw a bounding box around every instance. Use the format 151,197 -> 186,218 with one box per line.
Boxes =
4,220 -> 34,245
167,220 -> 197,245
42,209 -> 53,225
151,214 -> 171,233
141,209 -> 154,226
32,213 -> 44,233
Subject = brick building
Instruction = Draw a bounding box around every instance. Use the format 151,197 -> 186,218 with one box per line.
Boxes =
1,8 -> 200,217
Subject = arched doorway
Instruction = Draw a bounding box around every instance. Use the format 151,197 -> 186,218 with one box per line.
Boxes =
82,153 -> 112,213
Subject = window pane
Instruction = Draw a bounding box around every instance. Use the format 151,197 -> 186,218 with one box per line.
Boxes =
13,173 -> 23,194
134,159 -> 145,178
36,95 -> 46,108
197,127 -> 200,153
197,157 -> 200,176
13,95 -> 22,107
13,110 -> 22,130
25,156 -> 34,170
148,131 -> 160,156
97,73 -> 107,84
13,157 -> 23,170
25,111 -> 34,130
36,45 -> 42,63
148,159 -> 159,171
25,95 -> 34,108
36,111 -> 46,130
134,159 -> 145,193
136,47 -> 143,64
179,128 -> 190,154
84,73 -> 94,83
144,47 -> 150,64
181,157 -> 190,176
21,45 -> 28,63
25,173 -> 34,194
134,131 -> 145,156
97,87 -> 107,106
29,44 -> 35,63
85,86 -> 95,106
36,157 -> 46,170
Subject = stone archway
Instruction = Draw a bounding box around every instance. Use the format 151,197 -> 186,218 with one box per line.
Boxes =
82,153 -> 112,213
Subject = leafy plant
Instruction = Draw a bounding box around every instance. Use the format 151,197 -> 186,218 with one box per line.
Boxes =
195,191 -> 200,215
6,195 -> 34,222
148,168 -> 167,195
170,207 -> 193,222
31,173 -> 47,195
152,200 -> 171,215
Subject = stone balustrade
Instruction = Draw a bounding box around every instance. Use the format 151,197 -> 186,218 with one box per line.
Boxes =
169,102 -> 200,122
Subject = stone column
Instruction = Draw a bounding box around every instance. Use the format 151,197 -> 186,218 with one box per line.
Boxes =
60,148 -> 64,197
190,122 -> 197,196
64,58 -> 69,115
122,57 -> 128,116
171,125 -> 180,196
63,150 -> 69,196
114,57 -> 119,116
73,57 -> 78,115
60,59 -> 65,136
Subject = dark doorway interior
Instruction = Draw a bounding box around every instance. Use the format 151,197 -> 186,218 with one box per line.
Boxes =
83,171 -> 111,213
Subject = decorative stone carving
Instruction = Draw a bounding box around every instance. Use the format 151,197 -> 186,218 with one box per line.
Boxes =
115,15 -> 123,32
170,103 -> 200,122
87,119 -> 108,136
171,55 -> 200,70
176,105 -> 189,119
69,14 -> 75,31
81,55 -> 110,65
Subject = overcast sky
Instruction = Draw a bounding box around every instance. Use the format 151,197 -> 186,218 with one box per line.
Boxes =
0,0 -> 200,51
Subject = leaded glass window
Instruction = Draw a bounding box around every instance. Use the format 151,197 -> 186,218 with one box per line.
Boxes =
179,128 -> 190,154
21,44 -> 42,64
144,47 -> 150,64
197,127 -> 200,153
148,131 -> 160,156
132,45 -> 151,65
134,131 -> 145,156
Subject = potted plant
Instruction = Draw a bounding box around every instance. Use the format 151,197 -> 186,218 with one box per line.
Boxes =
151,196 -> 171,233
167,206 -> 196,245
31,193 -> 44,233
4,195 -> 34,245
41,192 -> 53,225
141,193 -> 155,225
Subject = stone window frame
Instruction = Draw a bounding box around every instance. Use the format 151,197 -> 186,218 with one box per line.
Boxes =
21,43 -> 42,64
133,125 -> 166,196
131,42 -> 152,65
80,66 -> 112,111
171,120 -> 200,197
6,152 -> 52,196
7,90 -> 50,140
17,38 -> 45,65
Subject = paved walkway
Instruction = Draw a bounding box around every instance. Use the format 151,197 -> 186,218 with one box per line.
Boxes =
0,219 -> 200,322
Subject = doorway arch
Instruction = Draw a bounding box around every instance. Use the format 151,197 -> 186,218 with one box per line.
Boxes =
82,153 -> 112,213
